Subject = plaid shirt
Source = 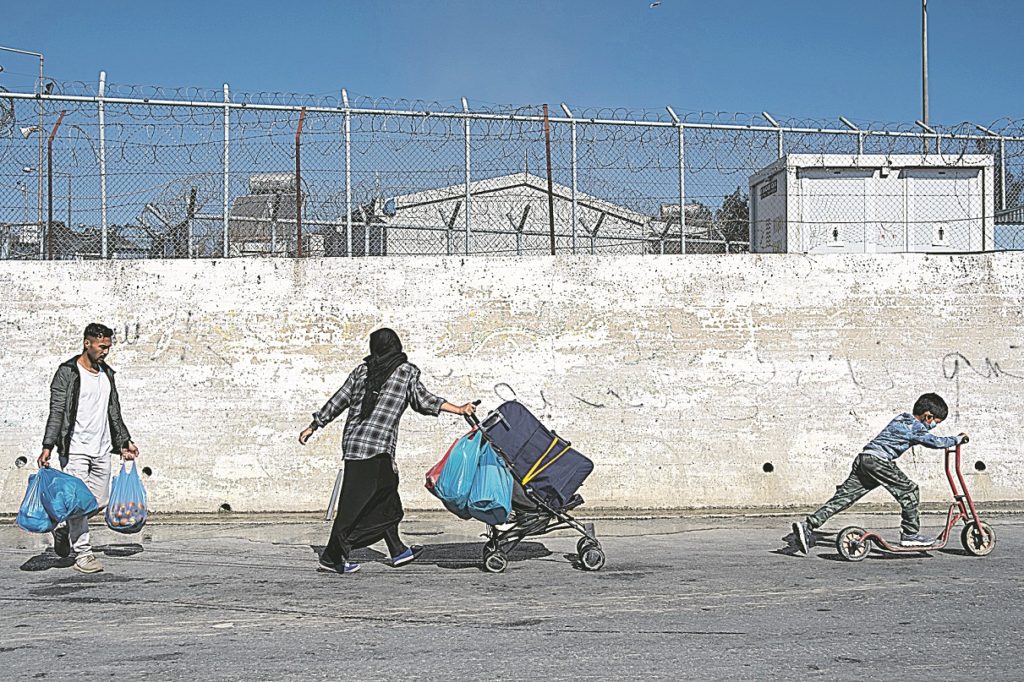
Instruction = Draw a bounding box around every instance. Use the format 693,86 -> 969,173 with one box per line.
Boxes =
312,362 -> 446,462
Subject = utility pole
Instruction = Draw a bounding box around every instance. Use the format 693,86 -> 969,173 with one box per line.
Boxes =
922,0 -> 929,126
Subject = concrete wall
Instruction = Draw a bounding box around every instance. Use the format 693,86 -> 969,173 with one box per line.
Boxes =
1,254 -> 1022,513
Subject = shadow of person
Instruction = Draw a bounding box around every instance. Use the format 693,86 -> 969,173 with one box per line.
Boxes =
309,544 -> 388,564
309,541 -> 552,571
20,552 -> 75,572
98,543 -> 144,558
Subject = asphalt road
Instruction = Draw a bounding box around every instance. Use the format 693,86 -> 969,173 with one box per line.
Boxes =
1,511 -> 1021,681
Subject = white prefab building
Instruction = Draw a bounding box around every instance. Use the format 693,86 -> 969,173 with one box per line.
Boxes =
384,172 -> 651,256
749,154 -> 995,254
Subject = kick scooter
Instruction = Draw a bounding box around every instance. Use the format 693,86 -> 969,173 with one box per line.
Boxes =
835,439 -> 995,561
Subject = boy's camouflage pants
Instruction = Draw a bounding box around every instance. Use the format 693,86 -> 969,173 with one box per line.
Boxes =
806,452 -> 920,535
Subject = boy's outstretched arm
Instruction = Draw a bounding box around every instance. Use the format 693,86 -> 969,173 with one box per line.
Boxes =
909,424 -> 968,450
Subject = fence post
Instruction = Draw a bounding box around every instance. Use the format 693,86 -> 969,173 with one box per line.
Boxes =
295,108 -> 306,258
1000,137 -> 1007,211
98,71 -> 108,259
462,97 -> 471,256
342,88 -> 353,257
763,111 -> 783,159
560,104 -> 578,255
222,83 -> 230,258
46,110 -> 66,260
667,107 -> 686,254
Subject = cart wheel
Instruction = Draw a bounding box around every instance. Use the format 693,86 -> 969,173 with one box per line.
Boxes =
483,550 -> 509,574
836,526 -> 872,562
580,546 -> 605,571
577,536 -> 600,556
960,521 -> 996,556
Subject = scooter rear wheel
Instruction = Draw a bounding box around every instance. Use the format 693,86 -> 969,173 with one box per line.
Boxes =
960,521 -> 996,556
836,526 -> 872,562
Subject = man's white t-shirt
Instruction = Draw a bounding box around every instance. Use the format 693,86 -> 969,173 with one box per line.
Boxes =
69,363 -> 112,457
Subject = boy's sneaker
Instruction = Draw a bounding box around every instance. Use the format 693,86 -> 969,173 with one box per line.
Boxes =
390,545 -> 424,568
792,521 -> 814,555
318,557 -> 360,574
52,526 -> 71,558
73,554 -> 104,574
899,532 -> 933,547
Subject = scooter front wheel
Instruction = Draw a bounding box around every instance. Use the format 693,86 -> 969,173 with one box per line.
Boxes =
960,521 -> 996,556
836,526 -> 872,562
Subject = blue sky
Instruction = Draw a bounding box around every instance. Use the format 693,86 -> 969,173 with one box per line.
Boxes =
2,1 -> 1022,124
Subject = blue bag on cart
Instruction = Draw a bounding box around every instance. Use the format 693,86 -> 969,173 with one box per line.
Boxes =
15,472 -> 57,533
434,430 -> 487,516
105,462 -> 149,534
467,443 -> 513,526
38,467 -> 98,523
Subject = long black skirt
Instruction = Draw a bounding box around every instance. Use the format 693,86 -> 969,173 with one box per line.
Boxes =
321,454 -> 404,563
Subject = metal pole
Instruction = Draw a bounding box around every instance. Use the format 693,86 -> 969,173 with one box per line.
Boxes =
342,89 -> 353,257
1000,138 -> 1007,210
462,97 -> 471,255
36,57 -> 44,258
46,110 -> 66,260
763,111 -> 783,160
922,0 -> 929,127
223,83 -> 230,258
561,104 -> 578,254
98,72 -> 108,259
667,107 -> 686,255
67,174 -> 71,235
186,187 -> 196,258
678,125 -> 686,254
295,108 -> 306,258
543,104 -> 556,256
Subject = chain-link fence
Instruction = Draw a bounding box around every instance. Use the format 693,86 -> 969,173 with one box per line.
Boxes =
2,78 -> 1024,260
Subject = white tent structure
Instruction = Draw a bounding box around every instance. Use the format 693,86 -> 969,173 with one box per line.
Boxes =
383,171 -> 652,256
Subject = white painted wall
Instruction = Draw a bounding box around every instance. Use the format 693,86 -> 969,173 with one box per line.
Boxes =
1,254 -> 1022,513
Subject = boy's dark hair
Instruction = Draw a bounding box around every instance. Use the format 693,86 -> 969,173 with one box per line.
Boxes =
913,393 -> 948,420
84,323 -> 114,340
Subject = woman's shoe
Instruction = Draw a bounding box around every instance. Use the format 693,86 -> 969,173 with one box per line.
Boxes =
318,557 -> 361,574
390,545 -> 424,567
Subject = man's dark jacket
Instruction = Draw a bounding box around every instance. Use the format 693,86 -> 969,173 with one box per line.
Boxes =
42,356 -> 132,458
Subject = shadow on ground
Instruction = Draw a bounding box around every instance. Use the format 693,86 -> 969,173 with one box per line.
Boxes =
309,541 -> 553,571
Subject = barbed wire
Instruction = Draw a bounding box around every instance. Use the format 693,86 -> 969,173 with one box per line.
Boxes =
1,79 -> 1023,261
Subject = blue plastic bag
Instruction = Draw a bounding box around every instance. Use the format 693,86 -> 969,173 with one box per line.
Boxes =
467,443 -> 513,526
15,472 -> 56,533
105,462 -> 148,534
434,431 -> 486,515
38,467 -> 99,523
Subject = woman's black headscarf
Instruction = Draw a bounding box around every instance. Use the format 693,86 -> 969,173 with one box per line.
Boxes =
360,328 -> 408,420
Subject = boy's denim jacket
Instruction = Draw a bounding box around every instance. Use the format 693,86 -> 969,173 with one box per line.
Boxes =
862,412 -> 963,462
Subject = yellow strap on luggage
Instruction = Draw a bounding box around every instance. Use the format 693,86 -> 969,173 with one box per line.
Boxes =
522,437 -> 572,485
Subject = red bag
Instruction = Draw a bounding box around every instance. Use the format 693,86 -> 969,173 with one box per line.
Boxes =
426,428 -> 475,493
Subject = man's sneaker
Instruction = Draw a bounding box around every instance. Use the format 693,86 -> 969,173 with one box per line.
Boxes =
52,526 -> 71,558
318,557 -> 360,574
899,532 -> 933,547
73,554 -> 104,574
792,521 -> 814,555
390,545 -> 424,568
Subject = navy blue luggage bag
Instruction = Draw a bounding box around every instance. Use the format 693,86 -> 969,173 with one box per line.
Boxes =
481,400 -> 593,510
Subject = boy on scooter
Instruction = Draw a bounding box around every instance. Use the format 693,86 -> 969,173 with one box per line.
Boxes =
792,393 -> 967,555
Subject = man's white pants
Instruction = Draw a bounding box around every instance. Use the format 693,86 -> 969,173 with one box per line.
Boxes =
61,453 -> 111,558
